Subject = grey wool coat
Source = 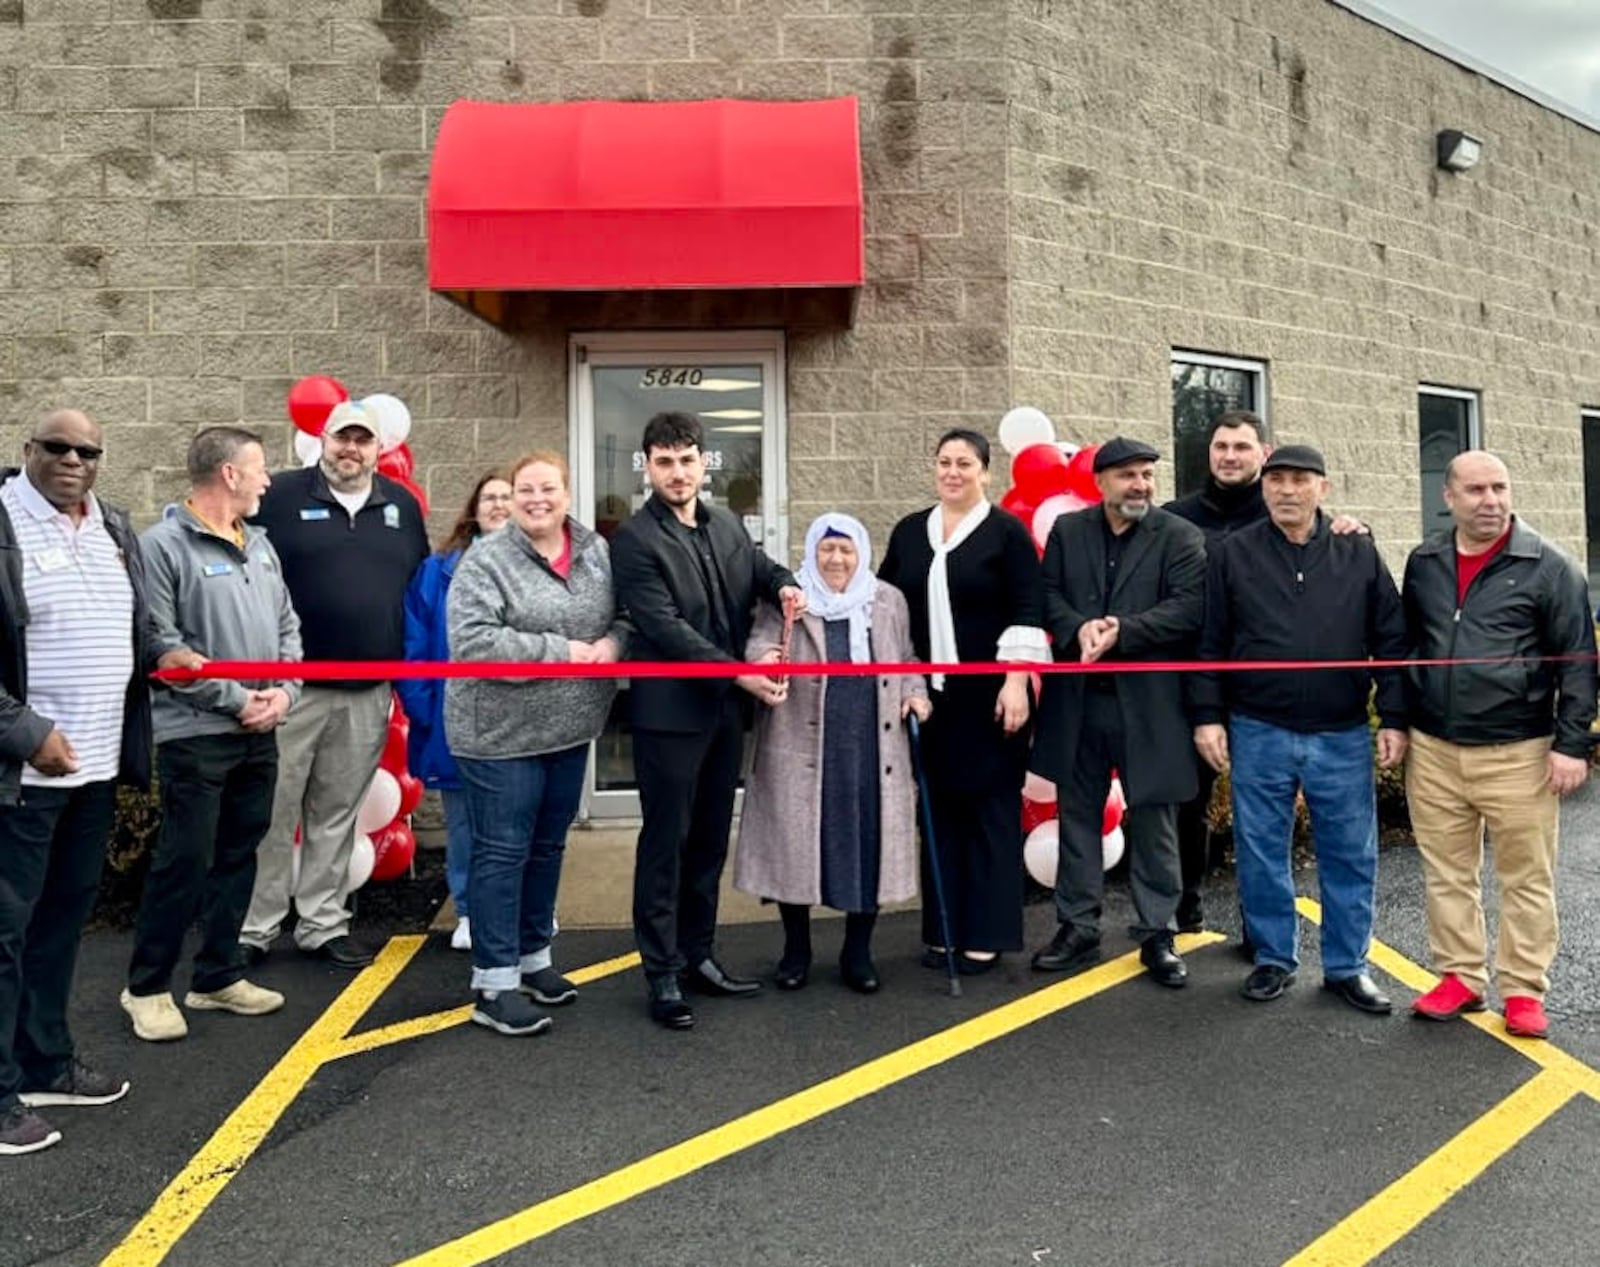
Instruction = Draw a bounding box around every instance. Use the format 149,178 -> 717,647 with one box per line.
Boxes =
733,582 -> 928,907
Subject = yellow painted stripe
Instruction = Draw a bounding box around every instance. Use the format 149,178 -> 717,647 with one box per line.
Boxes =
1282,1070 -> 1575,1267
394,932 -> 1226,1267
328,951 -> 642,1061
102,936 -> 427,1267
1296,898 -> 1600,1100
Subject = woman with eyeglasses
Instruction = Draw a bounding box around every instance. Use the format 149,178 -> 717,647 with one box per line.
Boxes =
397,470 -> 513,952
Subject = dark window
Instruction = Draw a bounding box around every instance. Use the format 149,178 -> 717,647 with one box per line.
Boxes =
1418,388 -> 1479,536
1171,353 -> 1264,499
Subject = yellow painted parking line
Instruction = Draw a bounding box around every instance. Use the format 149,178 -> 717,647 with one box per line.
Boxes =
393,932 -> 1226,1267
102,935 -> 428,1267
328,951 -> 642,1062
1282,1069 -> 1576,1267
1295,897 -> 1600,1100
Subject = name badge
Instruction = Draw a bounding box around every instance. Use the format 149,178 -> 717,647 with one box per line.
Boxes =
203,562 -> 234,577
299,507 -> 331,521
34,547 -> 70,573
383,504 -> 400,529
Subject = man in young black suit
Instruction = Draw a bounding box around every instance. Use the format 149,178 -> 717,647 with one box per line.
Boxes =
1029,437 -> 1207,987
610,412 -> 804,1030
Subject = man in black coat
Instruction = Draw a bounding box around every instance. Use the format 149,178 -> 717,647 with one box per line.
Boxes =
1030,437 -> 1206,986
610,412 -> 803,1030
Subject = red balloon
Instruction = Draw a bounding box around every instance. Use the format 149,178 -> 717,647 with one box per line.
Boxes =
1102,796 -> 1125,837
377,443 -> 414,481
393,474 -> 430,517
389,693 -> 408,727
1011,443 -> 1070,499
381,723 -> 409,773
998,486 -> 1036,522
1063,446 -> 1101,501
369,822 -> 416,883
1022,796 -> 1057,836
396,772 -> 424,818
287,375 -> 348,436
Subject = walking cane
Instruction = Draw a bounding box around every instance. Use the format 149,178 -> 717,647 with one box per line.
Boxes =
907,713 -> 961,998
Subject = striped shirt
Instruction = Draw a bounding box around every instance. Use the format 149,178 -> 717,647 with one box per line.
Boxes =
0,472 -> 134,787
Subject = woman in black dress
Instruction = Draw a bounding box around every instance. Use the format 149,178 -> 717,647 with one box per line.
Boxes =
879,429 -> 1047,972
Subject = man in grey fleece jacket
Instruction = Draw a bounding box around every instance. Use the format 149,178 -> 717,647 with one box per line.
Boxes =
121,427 -> 303,1044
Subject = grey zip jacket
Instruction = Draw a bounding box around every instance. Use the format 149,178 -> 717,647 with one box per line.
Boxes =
445,517 -> 628,760
142,502 -> 303,743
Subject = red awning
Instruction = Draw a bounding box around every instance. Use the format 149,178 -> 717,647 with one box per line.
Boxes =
427,97 -> 864,292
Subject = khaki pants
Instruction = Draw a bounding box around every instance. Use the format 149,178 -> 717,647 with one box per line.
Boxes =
242,684 -> 389,952
1404,730 -> 1559,999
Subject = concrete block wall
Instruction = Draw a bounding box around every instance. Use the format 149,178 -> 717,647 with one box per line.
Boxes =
1007,0 -> 1600,559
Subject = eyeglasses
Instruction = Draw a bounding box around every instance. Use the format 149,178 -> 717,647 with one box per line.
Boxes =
30,438 -> 104,462
478,492 -> 514,504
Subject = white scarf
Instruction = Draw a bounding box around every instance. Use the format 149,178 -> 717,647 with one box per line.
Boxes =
797,513 -> 877,664
925,500 -> 990,690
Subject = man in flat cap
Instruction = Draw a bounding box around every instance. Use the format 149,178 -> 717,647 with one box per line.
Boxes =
1030,437 -> 1206,985
1191,445 -> 1407,1013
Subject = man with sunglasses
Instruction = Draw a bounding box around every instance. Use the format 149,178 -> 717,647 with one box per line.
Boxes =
0,410 -> 199,1156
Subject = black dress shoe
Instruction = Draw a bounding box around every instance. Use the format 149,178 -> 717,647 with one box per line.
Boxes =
1324,972 -> 1393,1015
682,959 -> 762,998
774,961 -> 810,991
1241,964 -> 1295,1002
1031,927 -> 1101,973
1140,934 -> 1188,988
956,953 -> 999,976
841,962 -> 880,994
647,977 -> 695,1030
304,936 -> 374,970
238,943 -> 268,970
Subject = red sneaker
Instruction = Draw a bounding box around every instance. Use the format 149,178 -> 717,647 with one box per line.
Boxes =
1504,996 -> 1549,1040
1412,973 -> 1486,1021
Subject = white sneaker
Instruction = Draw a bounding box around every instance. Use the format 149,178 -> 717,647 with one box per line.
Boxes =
184,980 -> 285,1016
451,916 -> 471,952
120,989 -> 188,1042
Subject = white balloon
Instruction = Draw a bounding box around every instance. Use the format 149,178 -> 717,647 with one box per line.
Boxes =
356,768 -> 402,835
293,429 -> 321,468
1023,820 -> 1059,887
998,406 -> 1056,456
360,393 -> 412,454
346,833 -> 375,892
1108,776 -> 1126,812
1031,492 -> 1092,547
1057,440 -> 1080,459
1101,825 -> 1126,872
1022,772 -> 1056,804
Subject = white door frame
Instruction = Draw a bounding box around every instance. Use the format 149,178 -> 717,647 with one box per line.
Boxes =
568,329 -> 789,820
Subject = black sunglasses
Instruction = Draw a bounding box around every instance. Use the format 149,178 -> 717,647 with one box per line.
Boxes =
30,438 -> 104,462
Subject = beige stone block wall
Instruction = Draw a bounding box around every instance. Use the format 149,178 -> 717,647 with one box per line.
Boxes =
1007,0 -> 1600,561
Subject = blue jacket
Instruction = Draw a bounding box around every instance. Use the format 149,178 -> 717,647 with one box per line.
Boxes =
398,549 -> 462,789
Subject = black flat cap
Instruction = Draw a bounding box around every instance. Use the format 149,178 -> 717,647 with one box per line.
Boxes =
1092,436 -> 1161,472
1262,444 -> 1326,476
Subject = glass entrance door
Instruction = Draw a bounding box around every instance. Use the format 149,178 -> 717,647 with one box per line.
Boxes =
571,331 -> 788,818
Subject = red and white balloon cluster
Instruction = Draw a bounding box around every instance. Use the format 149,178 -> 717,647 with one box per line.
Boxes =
286,374 -> 429,516
346,695 -> 426,891
995,406 -> 1102,555
1020,772 -> 1127,885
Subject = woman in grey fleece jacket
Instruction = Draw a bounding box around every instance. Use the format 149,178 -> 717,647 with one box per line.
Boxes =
444,452 -> 628,1037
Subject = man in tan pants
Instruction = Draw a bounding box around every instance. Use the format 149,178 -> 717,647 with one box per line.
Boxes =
1401,452 -> 1596,1040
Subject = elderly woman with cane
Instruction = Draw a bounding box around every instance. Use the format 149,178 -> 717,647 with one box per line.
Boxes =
734,513 -> 930,993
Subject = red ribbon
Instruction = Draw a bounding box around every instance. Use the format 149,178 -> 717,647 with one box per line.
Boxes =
151,654 -> 1598,684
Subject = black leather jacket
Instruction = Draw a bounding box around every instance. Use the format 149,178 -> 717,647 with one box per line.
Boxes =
1402,517 -> 1597,758
0,469 -> 159,805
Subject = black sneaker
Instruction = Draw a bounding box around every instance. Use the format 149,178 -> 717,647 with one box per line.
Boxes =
1241,964 -> 1296,1002
471,990 -> 553,1037
19,1060 -> 130,1108
521,967 -> 578,1007
0,1104 -> 61,1156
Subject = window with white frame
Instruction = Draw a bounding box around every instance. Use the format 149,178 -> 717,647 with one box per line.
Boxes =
1170,351 -> 1268,499
1418,386 -> 1481,536
1582,407 -> 1600,598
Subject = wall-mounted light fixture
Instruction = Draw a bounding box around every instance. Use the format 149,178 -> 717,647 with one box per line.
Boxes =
1436,129 -> 1483,172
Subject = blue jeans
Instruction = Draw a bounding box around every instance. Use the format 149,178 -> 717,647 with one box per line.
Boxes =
1228,715 -> 1377,979
458,746 -> 588,993
441,788 -> 471,920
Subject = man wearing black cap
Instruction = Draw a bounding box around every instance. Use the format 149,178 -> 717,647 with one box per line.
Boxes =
1030,437 -> 1206,986
1190,445 -> 1407,1013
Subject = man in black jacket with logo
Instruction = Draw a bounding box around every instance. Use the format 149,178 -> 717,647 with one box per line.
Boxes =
1402,451 -> 1596,1041
1192,446 -> 1407,1014
611,412 -> 802,1030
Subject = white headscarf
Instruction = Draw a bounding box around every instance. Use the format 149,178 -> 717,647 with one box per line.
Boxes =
797,512 -> 877,664
925,499 -> 991,690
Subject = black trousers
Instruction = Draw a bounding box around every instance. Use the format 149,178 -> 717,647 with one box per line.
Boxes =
921,782 -> 1024,953
1176,760 -> 1219,918
632,701 -> 744,979
128,733 -> 278,997
0,779 -> 117,1111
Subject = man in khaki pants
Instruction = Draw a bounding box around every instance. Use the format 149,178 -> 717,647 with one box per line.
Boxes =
1401,452 -> 1596,1040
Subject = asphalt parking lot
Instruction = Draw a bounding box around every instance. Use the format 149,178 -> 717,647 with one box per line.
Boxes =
7,786 -> 1600,1267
